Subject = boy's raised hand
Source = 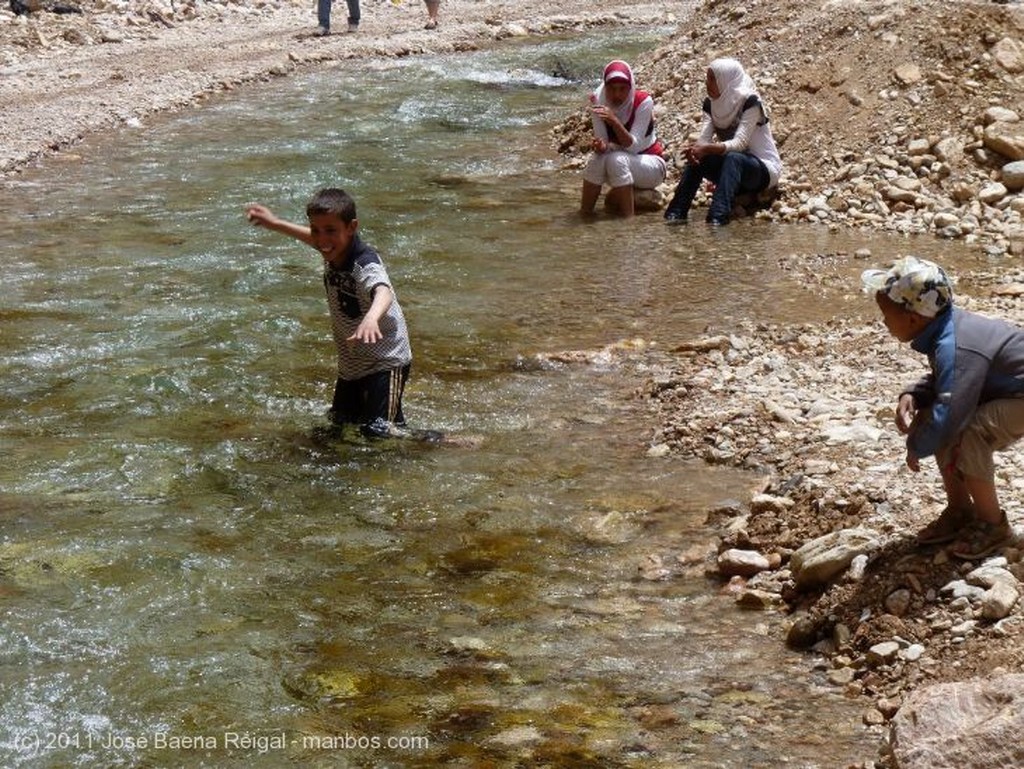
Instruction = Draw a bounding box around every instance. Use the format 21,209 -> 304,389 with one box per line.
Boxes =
245,203 -> 277,228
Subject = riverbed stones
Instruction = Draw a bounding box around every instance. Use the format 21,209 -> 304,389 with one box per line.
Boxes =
933,137 -> 963,164
978,182 -> 1008,204
828,665 -> 856,686
790,528 -> 881,590
966,562 -> 1017,589
984,121 -> 1024,161
893,62 -> 922,86
749,493 -> 794,514
907,138 -> 931,156
717,548 -> 771,578
866,641 -> 900,666
1002,160 -> 1024,191
487,725 -> 544,747
887,674 -> 1024,768
991,37 -> 1024,74
981,581 -> 1019,621
885,588 -> 912,617
785,615 -> 818,649
735,587 -> 783,610
901,644 -> 925,663
820,422 -> 884,445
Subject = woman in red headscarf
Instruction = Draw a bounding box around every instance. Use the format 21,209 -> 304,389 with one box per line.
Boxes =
580,60 -> 667,218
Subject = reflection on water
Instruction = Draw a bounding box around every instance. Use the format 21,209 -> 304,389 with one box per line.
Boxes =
0,30 -> 980,768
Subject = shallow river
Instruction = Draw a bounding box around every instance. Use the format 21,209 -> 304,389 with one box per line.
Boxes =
0,29 -> 980,769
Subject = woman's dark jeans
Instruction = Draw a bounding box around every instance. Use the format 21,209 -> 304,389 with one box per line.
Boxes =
665,151 -> 769,224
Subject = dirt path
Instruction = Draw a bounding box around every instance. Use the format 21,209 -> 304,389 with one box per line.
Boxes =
0,0 -> 676,175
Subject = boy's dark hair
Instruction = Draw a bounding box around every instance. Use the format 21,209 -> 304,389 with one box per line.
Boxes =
306,188 -> 357,223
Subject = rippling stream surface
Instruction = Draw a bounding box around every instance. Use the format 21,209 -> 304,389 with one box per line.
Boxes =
0,29 -> 981,768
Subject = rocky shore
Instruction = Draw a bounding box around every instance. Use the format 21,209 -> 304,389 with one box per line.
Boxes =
551,2 -> 1024,763
629,263 -> 1024,766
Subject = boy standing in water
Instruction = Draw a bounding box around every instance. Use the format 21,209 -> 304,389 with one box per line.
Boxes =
863,256 -> 1024,559
246,188 -> 413,438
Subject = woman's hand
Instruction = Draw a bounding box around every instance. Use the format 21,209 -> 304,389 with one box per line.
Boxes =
590,105 -> 619,128
591,138 -> 609,153
686,143 -> 715,164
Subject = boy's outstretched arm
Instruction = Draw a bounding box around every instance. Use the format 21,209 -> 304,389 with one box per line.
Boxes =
245,203 -> 315,248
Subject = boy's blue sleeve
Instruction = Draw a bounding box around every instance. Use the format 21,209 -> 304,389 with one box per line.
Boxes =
908,334 -> 989,459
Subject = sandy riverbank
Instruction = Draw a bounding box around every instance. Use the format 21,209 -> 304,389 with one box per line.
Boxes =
0,0 -> 675,175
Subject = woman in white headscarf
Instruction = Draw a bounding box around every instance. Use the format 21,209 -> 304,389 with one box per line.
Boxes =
664,58 -> 782,225
580,60 -> 667,218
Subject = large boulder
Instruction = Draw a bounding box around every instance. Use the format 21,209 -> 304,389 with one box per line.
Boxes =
984,121 -> 1024,162
1002,160 -> 1024,192
888,674 -> 1024,768
789,528 -> 881,590
992,37 -> 1024,75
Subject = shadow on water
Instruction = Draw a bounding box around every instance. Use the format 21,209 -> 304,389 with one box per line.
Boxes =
0,28 -> 986,769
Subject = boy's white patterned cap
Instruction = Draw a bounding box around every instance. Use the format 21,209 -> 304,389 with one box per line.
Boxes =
861,255 -> 953,318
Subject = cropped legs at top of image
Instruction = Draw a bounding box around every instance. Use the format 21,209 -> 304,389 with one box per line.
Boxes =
317,0 -> 359,35
424,0 -> 439,29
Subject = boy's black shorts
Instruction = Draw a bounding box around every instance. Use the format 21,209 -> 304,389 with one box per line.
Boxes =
330,365 -> 410,427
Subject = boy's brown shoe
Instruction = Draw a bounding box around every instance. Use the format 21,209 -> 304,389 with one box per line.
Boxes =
917,506 -> 972,546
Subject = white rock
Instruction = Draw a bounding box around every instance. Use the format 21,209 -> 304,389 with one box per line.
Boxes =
984,122 -> 1024,161
790,528 -> 881,590
907,138 -> 932,156
820,422 -> 884,444
983,106 -> 1020,125
718,548 -> 771,578
979,183 -> 1009,204
940,579 -> 987,602
981,581 -> 1019,621
498,22 -> 529,37
933,137 -> 964,164
750,493 -> 794,514
867,640 -> 900,665
966,564 -> 1018,589
1002,161 -> 1024,192
901,643 -> 926,662
888,675 -> 1024,768
992,37 -> 1024,74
